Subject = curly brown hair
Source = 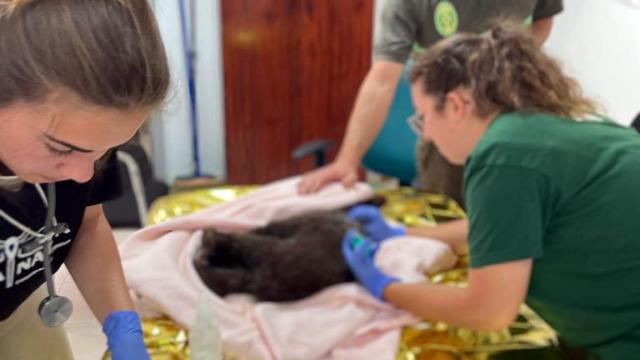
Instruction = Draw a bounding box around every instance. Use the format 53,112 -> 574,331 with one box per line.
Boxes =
409,21 -> 598,119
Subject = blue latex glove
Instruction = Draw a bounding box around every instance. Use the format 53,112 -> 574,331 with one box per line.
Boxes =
103,310 -> 150,360
348,205 -> 405,243
342,229 -> 399,300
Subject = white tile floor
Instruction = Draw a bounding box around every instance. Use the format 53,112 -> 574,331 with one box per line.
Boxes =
55,228 -> 139,360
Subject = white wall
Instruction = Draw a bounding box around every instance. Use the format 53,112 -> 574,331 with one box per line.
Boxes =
149,0 -> 193,183
194,0 -> 226,180
544,0 -> 640,125
150,0 -> 225,184
373,0 -> 385,47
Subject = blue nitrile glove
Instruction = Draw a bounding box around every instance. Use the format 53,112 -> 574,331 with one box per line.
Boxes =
348,205 -> 405,243
342,229 -> 399,300
103,310 -> 150,360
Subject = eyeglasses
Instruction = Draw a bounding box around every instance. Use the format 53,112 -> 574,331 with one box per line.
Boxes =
406,113 -> 424,136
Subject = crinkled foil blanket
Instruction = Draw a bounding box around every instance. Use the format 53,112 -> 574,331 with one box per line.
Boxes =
104,186 -> 561,359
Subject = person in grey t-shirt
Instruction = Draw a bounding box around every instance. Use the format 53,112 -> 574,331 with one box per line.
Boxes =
299,0 -> 563,206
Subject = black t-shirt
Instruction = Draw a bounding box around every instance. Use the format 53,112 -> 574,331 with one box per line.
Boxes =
0,152 -> 122,320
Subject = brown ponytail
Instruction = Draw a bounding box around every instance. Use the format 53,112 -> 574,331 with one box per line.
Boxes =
0,0 -> 169,109
409,21 -> 598,119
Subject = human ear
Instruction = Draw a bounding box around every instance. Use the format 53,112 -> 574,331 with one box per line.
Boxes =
443,90 -> 471,128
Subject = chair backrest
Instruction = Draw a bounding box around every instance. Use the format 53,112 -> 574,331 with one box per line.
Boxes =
362,65 -> 417,184
103,143 -> 168,227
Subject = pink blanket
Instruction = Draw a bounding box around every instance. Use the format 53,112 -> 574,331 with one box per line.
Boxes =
119,177 -> 457,359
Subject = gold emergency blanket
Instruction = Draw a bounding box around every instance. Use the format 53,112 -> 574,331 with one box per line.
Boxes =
113,186 -> 559,360
146,186 -> 258,225
396,265 -> 559,360
102,318 -> 188,360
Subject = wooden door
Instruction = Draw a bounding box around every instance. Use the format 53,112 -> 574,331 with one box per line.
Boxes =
222,0 -> 373,184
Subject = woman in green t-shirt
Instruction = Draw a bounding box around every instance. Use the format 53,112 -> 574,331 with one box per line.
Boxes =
342,22 -> 640,359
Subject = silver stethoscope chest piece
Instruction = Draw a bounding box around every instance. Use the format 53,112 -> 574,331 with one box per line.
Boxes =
39,294 -> 73,327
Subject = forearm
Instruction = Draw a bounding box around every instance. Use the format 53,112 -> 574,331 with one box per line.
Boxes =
405,219 -> 468,255
65,205 -> 133,323
530,17 -> 553,45
383,282 -> 509,330
382,259 -> 532,331
336,61 -> 404,165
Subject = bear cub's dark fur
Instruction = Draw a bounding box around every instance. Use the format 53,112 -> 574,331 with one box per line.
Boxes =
194,211 -> 354,302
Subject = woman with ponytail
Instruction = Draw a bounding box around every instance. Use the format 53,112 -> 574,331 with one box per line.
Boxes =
343,22 -> 640,359
0,1 -> 169,359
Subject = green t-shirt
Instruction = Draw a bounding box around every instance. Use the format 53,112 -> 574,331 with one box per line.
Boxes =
464,112 -> 640,359
374,0 -> 564,63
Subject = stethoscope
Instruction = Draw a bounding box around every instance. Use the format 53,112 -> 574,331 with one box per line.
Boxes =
0,183 -> 73,327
